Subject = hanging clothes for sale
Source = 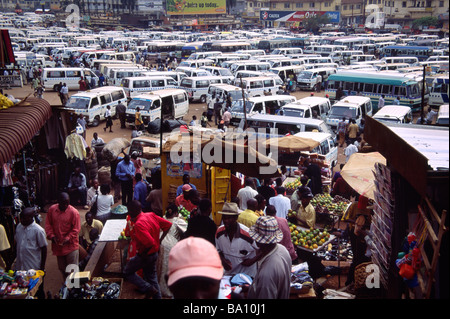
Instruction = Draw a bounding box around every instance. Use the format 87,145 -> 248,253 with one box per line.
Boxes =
64,132 -> 87,160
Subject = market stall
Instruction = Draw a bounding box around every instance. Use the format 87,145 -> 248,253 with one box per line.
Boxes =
0,269 -> 44,299
362,117 -> 449,299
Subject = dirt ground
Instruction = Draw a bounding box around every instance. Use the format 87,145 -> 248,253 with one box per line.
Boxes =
5,84 -> 351,298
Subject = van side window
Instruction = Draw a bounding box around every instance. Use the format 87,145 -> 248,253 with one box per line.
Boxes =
174,93 -> 186,103
67,70 -> 81,77
304,109 -> 311,118
151,79 -> 165,87
250,81 -> 263,89
263,80 -> 273,88
311,105 -> 320,116
253,103 -> 263,113
90,97 -> 99,108
100,94 -> 112,104
48,70 -> 64,78
321,140 -> 330,154
152,100 -> 160,110
197,80 -> 210,88
167,79 -> 177,86
320,103 -> 329,114
111,90 -> 125,101
277,123 -> 300,135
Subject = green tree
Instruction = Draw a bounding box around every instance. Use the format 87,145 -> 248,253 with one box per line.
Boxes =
303,14 -> 331,34
412,17 -> 440,29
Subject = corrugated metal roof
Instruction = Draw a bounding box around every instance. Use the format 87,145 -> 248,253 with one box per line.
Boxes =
385,124 -> 449,171
0,97 -> 52,165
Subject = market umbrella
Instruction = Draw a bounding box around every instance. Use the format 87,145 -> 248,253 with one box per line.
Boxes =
340,152 -> 386,201
200,137 -> 281,179
263,135 -> 320,152
163,134 -> 280,179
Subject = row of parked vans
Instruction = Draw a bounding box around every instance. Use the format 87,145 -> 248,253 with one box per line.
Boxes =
64,85 -> 190,128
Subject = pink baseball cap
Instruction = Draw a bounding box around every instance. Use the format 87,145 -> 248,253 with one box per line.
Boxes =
167,237 -> 223,287
182,184 -> 192,191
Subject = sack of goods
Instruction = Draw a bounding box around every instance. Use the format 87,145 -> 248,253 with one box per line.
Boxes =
101,138 -> 130,162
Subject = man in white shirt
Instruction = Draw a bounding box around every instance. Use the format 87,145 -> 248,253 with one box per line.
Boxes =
14,207 -> 47,271
378,95 -> 385,110
215,202 -> 258,278
344,141 -> 359,162
237,178 -> 258,210
268,186 -> 291,219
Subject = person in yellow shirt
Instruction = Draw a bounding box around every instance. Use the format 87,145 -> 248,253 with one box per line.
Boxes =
295,188 -> 316,229
79,212 -> 103,249
347,119 -> 359,145
0,224 -> 11,270
237,198 -> 259,229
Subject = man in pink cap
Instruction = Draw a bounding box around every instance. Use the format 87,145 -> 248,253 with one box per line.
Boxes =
175,184 -> 197,212
167,237 -> 223,299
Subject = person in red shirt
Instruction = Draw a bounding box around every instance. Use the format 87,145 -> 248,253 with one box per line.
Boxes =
123,200 -> 172,299
44,192 -> 81,280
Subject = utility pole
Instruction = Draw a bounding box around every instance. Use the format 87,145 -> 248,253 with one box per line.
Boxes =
420,65 -> 426,124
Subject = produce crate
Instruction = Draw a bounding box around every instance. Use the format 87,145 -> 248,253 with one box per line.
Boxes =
289,224 -> 336,253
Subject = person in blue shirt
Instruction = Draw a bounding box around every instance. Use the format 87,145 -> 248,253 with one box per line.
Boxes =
133,173 -> 150,211
116,155 -> 136,206
176,173 -> 197,197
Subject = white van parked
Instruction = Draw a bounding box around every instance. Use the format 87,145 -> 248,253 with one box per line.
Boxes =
240,114 -> 334,137
268,65 -> 305,84
296,68 -> 336,91
230,95 -> 296,126
349,54 -> 377,65
271,47 -> 304,56
229,61 -> 271,75
233,70 -> 283,87
99,51 -> 136,62
237,76 -> 281,98
330,50 -> 364,64
180,76 -> 228,102
41,67 -> 99,91
175,66 -> 212,77
280,96 -> 331,120
107,67 -> 145,86
125,89 -> 189,126
64,86 -> 127,127
121,76 -> 179,99
199,66 -> 234,83
206,83 -> 245,106
187,51 -> 222,60
436,104 -> 449,126
138,70 -> 187,85
294,132 -> 338,168
326,96 -> 373,131
373,105 -> 413,124
178,58 -> 215,69
380,56 -> 419,65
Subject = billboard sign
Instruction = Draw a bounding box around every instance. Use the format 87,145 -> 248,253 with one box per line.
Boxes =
166,0 -> 227,15
260,11 -> 340,23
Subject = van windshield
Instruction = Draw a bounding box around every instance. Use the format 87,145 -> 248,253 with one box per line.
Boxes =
231,100 -> 253,113
298,72 -> 313,80
328,106 -> 357,119
66,96 -> 90,109
128,99 -> 153,111
282,108 -> 305,117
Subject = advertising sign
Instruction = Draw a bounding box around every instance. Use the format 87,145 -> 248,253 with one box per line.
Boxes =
137,0 -> 164,12
166,0 -> 227,15
260,11 -> 340,23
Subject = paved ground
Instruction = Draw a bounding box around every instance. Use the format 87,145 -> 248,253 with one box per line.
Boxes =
5,84 -> 350,298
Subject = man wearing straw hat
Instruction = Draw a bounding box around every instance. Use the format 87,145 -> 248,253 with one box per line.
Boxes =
215,202 -> 258,278
247,216 -> 292,299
